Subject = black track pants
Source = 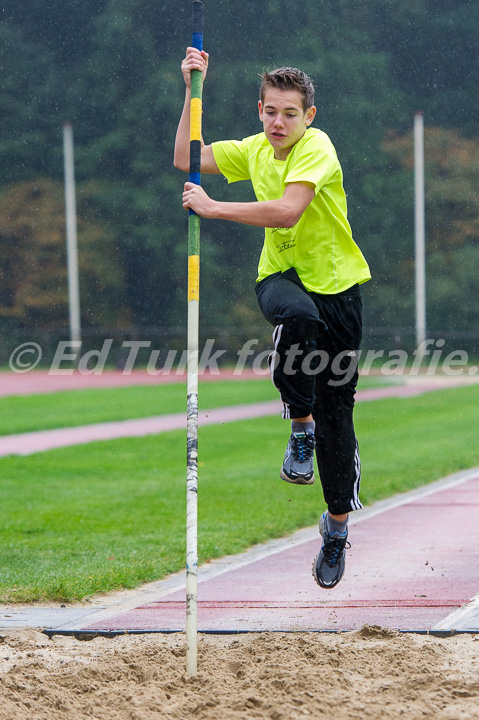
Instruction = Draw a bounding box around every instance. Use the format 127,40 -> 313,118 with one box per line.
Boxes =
255,267 -> 363,515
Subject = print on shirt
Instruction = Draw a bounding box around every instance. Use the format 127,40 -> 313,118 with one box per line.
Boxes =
276,240 -> 296,253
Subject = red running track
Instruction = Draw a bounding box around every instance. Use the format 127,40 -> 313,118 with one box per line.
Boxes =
82,470 -> 479,633
0,376 -> 469,458
1,369 -> 477,633
0,368 -> 472,398
0,369 -> 264,397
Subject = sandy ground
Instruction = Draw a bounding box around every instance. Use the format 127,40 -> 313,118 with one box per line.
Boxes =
0,627 -> 478,720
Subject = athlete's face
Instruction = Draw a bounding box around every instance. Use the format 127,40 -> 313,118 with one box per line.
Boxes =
259,88 -> 316,161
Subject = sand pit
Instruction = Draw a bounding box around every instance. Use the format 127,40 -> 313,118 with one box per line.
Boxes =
0,627 -> 478,719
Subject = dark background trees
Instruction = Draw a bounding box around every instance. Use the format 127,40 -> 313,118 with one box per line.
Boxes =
0,0 -> 478,351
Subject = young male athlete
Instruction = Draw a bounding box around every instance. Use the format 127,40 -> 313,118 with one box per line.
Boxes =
174,47 -> 371,589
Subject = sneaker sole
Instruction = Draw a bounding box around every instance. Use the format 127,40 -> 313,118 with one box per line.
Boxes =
311,556 -> 339,589
312,515 -> 349,589
280,469 -> 315,485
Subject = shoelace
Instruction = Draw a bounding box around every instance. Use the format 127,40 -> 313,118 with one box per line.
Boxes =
291,433 -> 315,463
322,536 -> 351,567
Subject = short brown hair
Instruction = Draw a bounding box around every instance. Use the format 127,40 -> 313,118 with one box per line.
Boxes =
259,67 -> 315,111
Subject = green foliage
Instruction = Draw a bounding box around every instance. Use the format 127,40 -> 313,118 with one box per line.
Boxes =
369,0 -> 479,134
0,378 -> 278,436
0,179 -> 128,328
384,127 -> 479,331
0,0 -> 478,338
0,25 -> 61,183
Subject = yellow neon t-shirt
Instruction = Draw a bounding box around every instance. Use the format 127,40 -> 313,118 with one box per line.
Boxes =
212,128 -> 371,294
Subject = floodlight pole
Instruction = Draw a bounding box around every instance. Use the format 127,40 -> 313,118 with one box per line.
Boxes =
186,0 -> 203,677
414,111 -> 426,356
63,122 -> 82,347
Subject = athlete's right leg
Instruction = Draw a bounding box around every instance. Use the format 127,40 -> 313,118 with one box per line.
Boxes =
255,268 -> 326,484
255,268 -> 326,418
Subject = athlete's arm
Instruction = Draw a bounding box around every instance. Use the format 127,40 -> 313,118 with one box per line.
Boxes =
182,181 -> 315,228
173,47 -> 221,174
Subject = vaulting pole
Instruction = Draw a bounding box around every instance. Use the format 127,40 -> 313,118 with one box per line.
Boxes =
186,0 -> 203,677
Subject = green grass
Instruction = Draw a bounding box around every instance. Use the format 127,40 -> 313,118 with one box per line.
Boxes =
0,379 -> 277,436
0,384 -> 477,603
0,373 -> 388,436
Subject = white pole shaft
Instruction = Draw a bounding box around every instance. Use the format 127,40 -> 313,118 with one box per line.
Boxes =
414,111 -> 426,352
186,302 -> 199,673
63,122 -> 81,345
186,297 -> 199,675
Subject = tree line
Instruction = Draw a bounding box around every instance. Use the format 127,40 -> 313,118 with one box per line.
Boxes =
0,0 -> 478,350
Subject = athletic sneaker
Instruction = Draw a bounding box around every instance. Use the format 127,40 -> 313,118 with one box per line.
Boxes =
280,430 -> 316,485
312,512 -> 350,589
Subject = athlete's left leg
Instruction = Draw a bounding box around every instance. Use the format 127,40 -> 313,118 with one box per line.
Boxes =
311,285 -> 363,515
310,285 -> 363,588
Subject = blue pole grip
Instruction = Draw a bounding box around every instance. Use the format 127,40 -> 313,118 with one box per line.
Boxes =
192,2 -> 203,51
